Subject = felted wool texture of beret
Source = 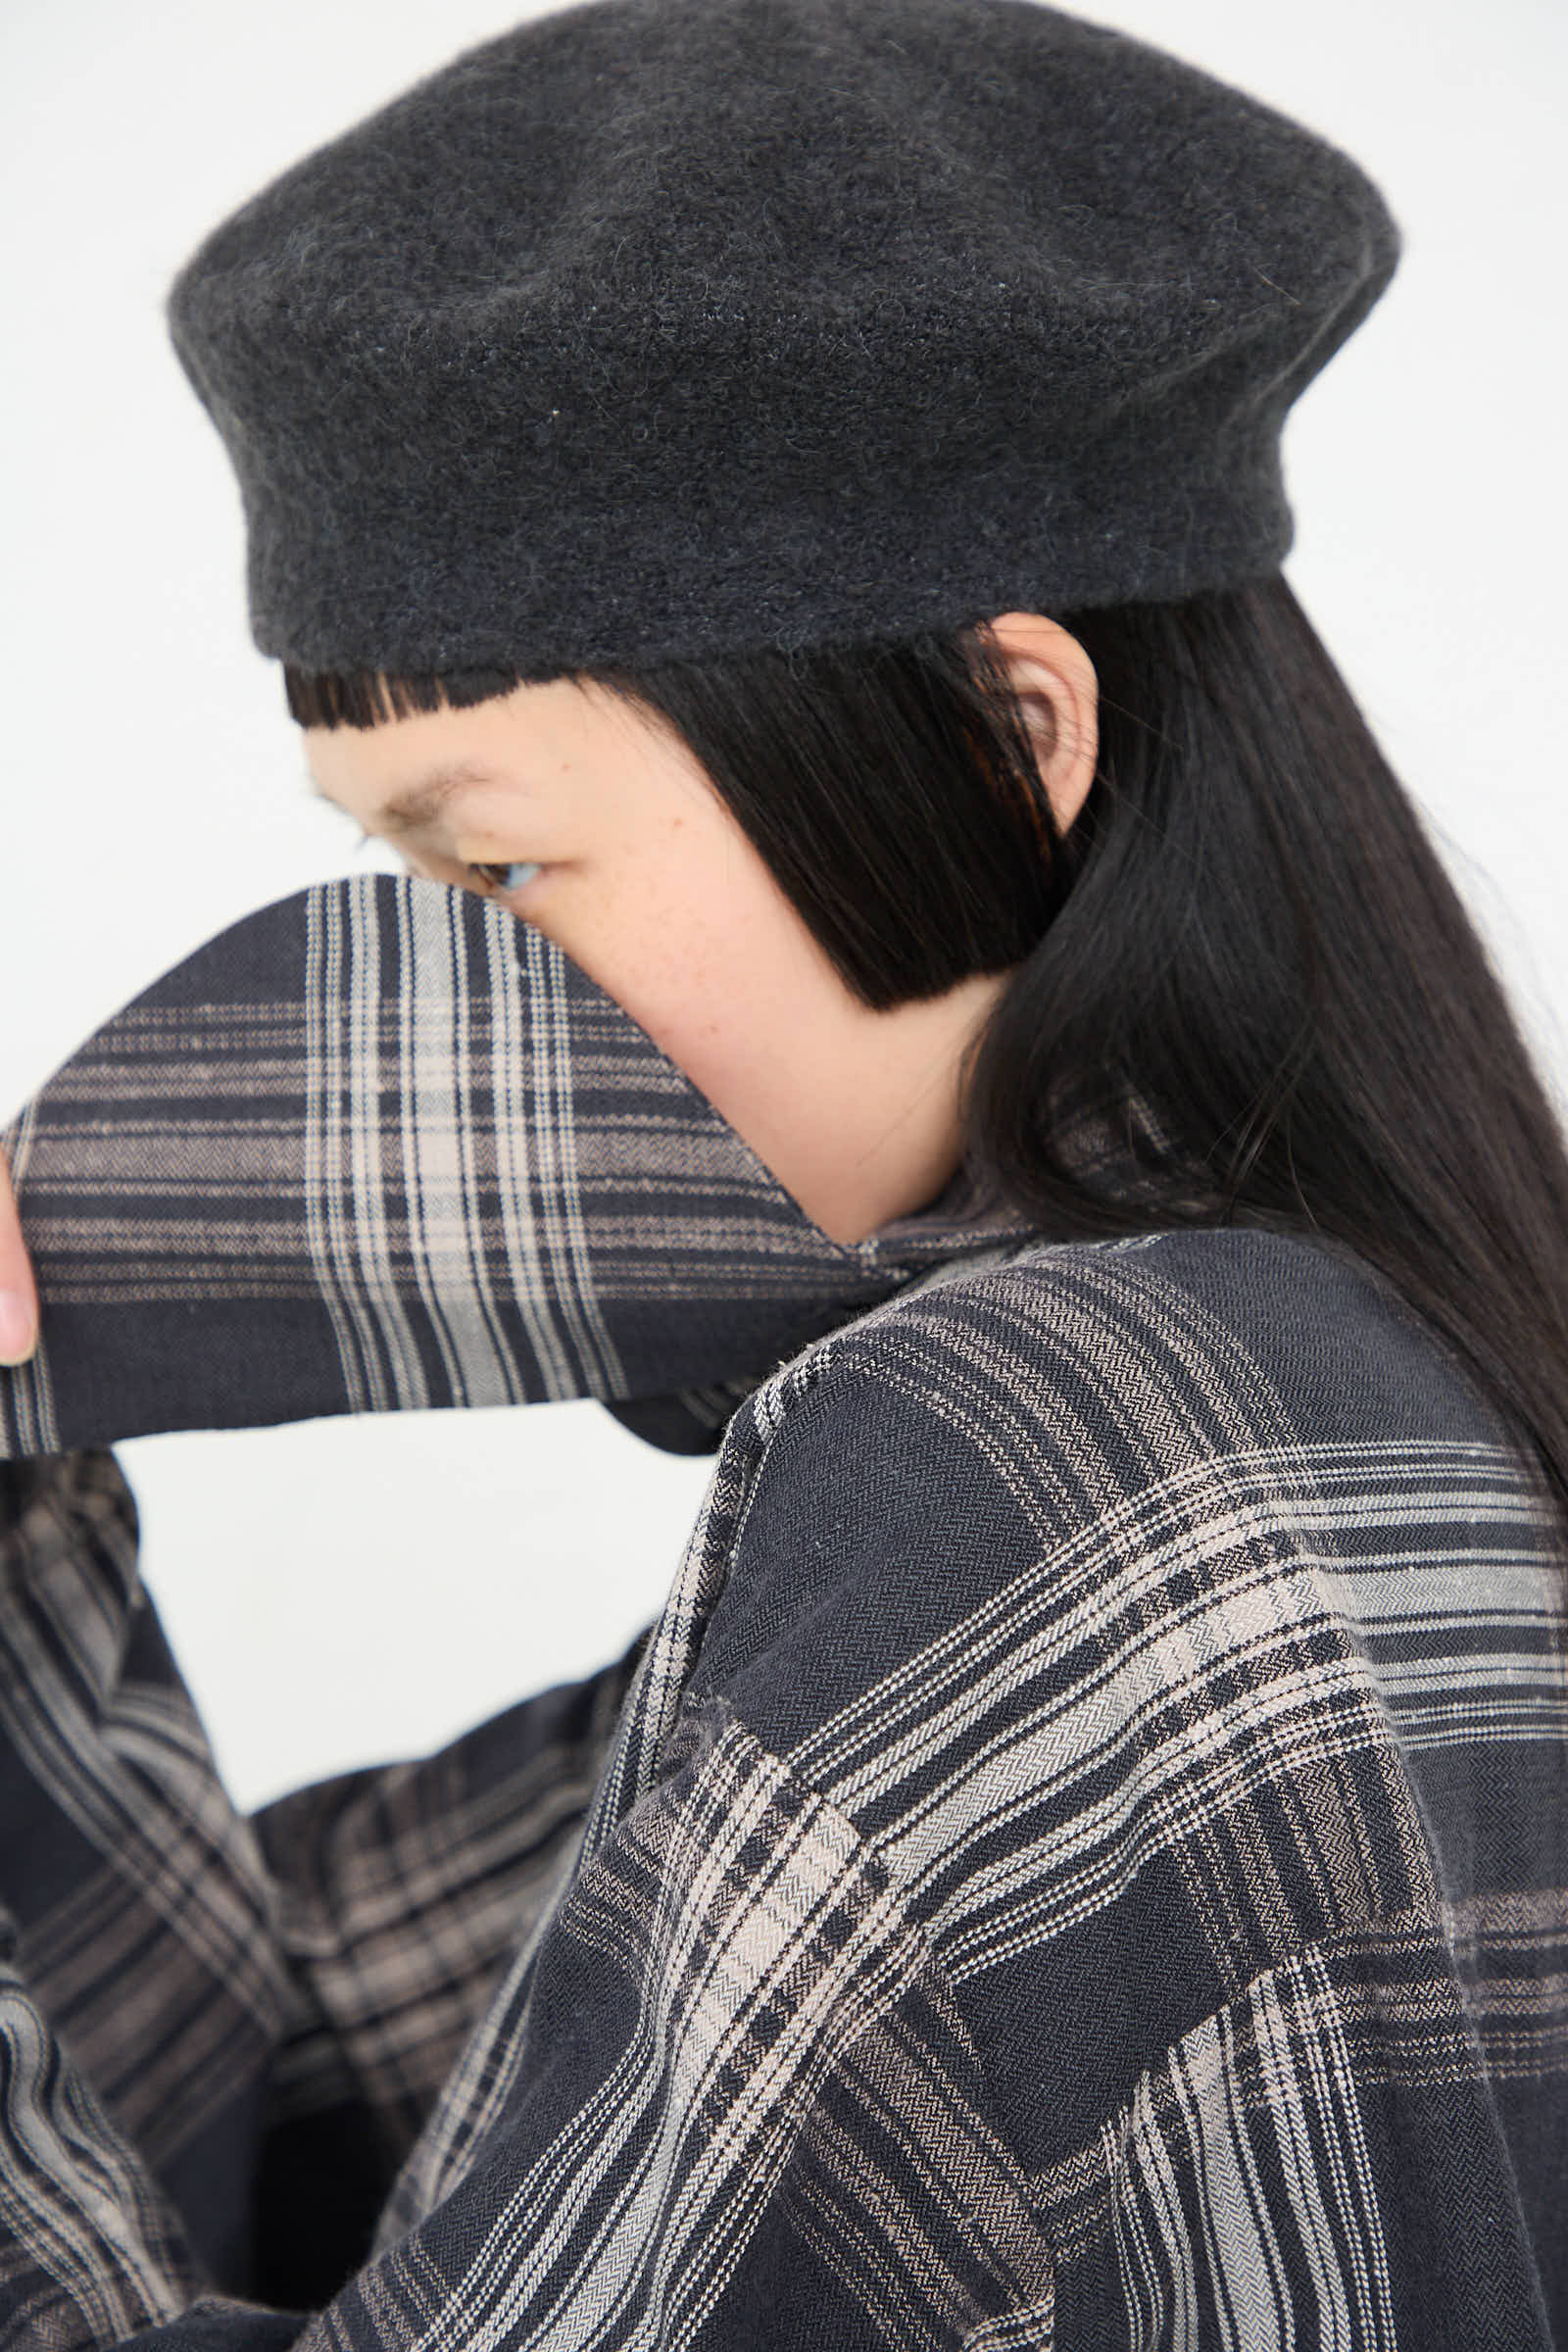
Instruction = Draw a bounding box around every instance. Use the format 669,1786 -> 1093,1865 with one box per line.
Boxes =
165,0 -> 1401,683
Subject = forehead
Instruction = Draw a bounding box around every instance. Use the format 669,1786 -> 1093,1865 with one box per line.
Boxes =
301,677 -> 576,825
302,671 -> 707,835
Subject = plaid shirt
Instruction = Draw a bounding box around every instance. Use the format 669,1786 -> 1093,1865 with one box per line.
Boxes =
1,876 -> 1564,2349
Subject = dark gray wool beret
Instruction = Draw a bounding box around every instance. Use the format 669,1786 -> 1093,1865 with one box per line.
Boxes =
165,0 -> 1400,682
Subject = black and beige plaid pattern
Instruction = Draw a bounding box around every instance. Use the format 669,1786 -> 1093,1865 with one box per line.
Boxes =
0,872 -> 1027,1459
0,888 -> 1564,2347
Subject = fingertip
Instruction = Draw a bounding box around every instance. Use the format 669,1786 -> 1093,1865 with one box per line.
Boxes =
0,1289 -> 36,1366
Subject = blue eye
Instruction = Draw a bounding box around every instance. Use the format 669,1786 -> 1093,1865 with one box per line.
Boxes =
467,860 -> 542,892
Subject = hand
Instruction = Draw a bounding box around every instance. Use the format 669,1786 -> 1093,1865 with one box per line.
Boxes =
0,1147 -> 38,1365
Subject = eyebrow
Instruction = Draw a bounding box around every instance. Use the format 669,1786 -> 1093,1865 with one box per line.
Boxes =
312,760 -> 501,837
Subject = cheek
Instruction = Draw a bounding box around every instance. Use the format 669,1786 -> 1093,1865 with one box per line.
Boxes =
539,825 -> 832,1083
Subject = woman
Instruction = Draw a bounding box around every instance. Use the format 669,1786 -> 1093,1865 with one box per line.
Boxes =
0,0 -> 1565,2345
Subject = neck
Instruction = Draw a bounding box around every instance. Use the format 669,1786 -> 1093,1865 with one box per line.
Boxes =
703,968 -> 1011,1247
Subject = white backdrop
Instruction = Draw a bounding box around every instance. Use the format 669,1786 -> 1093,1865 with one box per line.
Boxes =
2,0 -> 1564,1809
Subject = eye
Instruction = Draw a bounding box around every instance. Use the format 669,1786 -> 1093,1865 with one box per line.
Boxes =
466,859 -> 542,893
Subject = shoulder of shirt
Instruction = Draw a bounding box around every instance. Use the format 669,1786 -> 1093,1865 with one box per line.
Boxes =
685,1220 -> 1529,1739
776,1218 -> 1480,1443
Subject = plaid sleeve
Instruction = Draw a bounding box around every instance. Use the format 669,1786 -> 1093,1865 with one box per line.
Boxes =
0,875 -> 995,1464
280,1695 -> 1059,2352
0,1447 -> 644,2345
2,1636 -> 1054,2352
246,1624 -> 645,2310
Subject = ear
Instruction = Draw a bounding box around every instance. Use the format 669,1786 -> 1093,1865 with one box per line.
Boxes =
981,611 -> 1100,837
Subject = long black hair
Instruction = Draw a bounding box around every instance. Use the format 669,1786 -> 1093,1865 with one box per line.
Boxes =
285,573 -> 1568,1526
